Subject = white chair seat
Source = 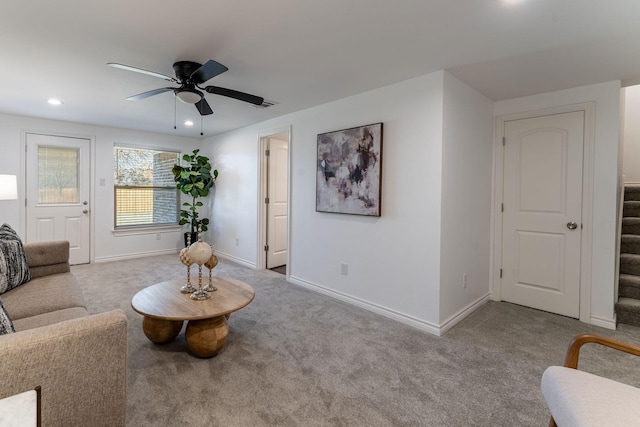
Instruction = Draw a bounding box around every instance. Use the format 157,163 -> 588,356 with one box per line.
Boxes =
541,366 -> 640,427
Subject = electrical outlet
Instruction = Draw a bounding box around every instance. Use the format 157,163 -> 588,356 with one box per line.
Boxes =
156,233 -> 161,241
235,237 -> 240,246
340,263 -> 348,275
463,273 -> 467,288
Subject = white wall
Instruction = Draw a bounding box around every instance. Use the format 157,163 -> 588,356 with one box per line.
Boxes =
623,85 -> 640,183
204,125 -> 261,266
207,71 -> 448,332
0,112 -> 200,261
439,73 -> 494,326
494,81 -> 622,327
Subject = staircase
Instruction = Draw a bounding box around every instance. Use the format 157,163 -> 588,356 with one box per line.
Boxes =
616,185 -> 640,327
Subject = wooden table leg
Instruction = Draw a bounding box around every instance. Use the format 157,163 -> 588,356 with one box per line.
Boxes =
142,317 -> 183,344
185,316 -> 229,358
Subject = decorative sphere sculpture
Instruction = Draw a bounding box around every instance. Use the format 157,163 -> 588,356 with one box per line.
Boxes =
188,240 -> 212,265
179,247 -> 193,266
204,254 -> 218,270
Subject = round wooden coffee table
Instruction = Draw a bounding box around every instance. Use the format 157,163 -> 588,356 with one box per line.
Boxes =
131,277 -> 255,358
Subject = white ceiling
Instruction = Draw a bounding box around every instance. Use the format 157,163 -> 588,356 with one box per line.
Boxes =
2,0 -> 640,138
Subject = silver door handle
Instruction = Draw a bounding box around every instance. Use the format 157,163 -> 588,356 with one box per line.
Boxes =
567,221 -> 578,230
82,209 -> 88,214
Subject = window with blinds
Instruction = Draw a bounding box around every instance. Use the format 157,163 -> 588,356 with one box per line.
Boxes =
113,145 -> 180,228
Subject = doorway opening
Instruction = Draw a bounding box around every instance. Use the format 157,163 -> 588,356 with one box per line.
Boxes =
258,127 -> 290,275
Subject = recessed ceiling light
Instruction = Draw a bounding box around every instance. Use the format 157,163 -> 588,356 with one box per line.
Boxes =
184,120 -> 194,126
500,0 -> 526,5
47,98 -> 62,105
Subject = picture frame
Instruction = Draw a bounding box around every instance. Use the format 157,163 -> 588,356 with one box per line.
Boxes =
316,122 -> 383,216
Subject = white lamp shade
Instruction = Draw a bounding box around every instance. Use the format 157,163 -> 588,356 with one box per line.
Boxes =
176,90 -> 202,104
0,175 -> 17,200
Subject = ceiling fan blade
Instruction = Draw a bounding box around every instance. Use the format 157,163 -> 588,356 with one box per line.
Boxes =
127,87 -> 174,101
195,98 -> 213,116
190,60 -> 228,84
107,62 -> 178,83
204,86 -> 264,106
108,63 -> 177,83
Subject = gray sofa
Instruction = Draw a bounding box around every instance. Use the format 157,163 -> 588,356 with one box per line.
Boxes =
0,241 -> 127,427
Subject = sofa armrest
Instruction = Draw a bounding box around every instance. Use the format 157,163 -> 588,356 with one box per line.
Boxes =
0,310 -> 127,427
23,241 -> 70,279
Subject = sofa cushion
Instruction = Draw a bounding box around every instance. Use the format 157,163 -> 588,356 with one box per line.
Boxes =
0,298 -> 14,335
0,224 -> 31,294
12,306 -> 88,331
1,273 -> 86,321
23,241 -> 70,279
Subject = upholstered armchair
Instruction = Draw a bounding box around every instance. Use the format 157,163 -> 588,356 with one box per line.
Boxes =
541,334 -> 640,426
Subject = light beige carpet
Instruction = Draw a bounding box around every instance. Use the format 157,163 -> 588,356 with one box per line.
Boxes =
72,255 -> 640,426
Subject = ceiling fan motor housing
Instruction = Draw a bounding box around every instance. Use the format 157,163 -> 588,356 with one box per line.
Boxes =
173,61 -> 203,82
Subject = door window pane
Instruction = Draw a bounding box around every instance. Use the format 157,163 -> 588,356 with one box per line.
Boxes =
38,146 -> 79,204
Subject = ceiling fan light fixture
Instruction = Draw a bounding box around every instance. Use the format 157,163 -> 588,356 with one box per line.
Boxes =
111,60 -> 263,118
175,88 -> 202,104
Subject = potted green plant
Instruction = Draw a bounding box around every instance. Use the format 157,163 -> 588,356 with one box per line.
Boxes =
172,149 -> 218,246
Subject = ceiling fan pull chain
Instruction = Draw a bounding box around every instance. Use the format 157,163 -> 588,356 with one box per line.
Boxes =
200,114 -> 203,136
173,96 -> 177,130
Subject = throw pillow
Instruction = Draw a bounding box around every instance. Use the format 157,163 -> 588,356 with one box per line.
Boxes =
0,224 -> 31,294
0,298 -> 15,335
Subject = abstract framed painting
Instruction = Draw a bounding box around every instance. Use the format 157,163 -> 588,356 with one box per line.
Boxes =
316,122 -> 383,216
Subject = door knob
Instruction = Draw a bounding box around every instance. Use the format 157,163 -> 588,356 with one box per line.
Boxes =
83,201 -> 88,205
567,221 -> 578,230
82,209 -> 88,214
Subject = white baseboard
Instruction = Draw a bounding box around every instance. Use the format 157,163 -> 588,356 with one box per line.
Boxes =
489,293 -> 613,330
591,314 -> 616,330
438,294 -> 491,335
92,248 -> 179,263
213,251 -> 257,269
288,275 -> 442,336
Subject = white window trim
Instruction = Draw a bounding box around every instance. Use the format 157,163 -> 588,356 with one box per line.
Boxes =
111,224 -> 183,237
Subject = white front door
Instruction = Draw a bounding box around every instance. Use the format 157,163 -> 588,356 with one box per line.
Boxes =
25,133 -> 91,265
501,111 -> 584,318
266,137 -> 288,269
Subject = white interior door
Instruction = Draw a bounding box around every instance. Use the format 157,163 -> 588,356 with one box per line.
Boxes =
266,137 -> 288,269
501,111 -> 584,318
25,133 -> 91,265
